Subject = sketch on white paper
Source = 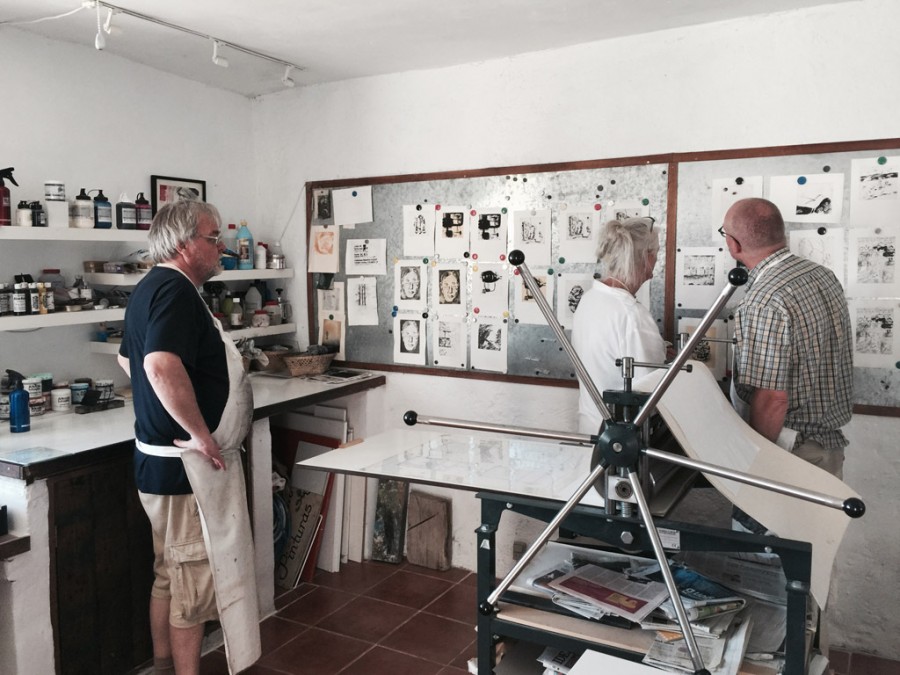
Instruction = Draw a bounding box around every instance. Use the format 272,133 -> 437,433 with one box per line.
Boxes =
851,156 -> 900,227
789,228 -> 845,286
557,204 -> 600,263
344,238 -> 387,275
470,316 -> 507,372
769,174 -> 844,224
431,317 -> 467,368
514,272 -> 555,325
317,281 -> 345,315
471,264 -> 509,316
512,209 -> 552,266
710,176 -> 763,240
675,247 -> 727,309
318,314 -> 345,360
402,205 -> 436,257
434,205 -> 469,259
346,277 -> 378,326
849,299 -> 899,368
609,199 -> 651,223
308,225 -> 339,273
393,314 -> 426,366
468,208 -> 509,262
312,188 -> 334,226
332,185 -> 373,225
557,273 -> 594,330
847,228 -> 900,297
432,263 -> 467,316
394,260 -> 428,311
677,317 -> 730,381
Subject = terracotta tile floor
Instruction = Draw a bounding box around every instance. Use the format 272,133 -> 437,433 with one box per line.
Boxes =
200,560 -> 475,675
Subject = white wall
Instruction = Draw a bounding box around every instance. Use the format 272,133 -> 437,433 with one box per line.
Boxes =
0,28 -> 256,384
251,0 -> 900,659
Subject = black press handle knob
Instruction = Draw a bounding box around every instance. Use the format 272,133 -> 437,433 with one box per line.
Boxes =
727,267 -> 749,286
843,497 -> 865,518
403,410 -> 418,426
507,249 -> 525,266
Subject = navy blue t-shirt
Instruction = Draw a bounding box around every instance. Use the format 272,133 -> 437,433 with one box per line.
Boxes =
120,266 -> 228,494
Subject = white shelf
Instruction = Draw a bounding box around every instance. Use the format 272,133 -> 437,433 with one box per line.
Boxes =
0,227 -> 149,242
90,322 -> 297,354
0,307 -> 125,331
84,268 -> 295,286
228,322 -> 297,340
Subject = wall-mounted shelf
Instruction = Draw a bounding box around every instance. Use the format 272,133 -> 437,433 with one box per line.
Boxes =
0,308 -> 125,332
0,228 -> 149,242
89,322 -> 297,354
84,268 -> 295,286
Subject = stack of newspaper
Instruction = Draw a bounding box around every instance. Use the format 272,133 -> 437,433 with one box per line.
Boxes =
517,543 -> 761,674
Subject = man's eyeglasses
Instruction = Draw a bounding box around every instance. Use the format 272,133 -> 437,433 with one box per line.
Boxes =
197,233 -> 222,245
718,225 -> 739,245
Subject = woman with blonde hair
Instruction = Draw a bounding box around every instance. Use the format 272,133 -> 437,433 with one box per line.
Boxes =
572,216 -> 665,434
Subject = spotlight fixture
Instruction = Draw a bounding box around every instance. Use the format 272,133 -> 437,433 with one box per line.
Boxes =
282,65 -> 296,88
211,40 -> 229,68
94,0 -> 105,50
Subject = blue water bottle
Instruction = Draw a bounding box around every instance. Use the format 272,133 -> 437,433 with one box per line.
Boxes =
6,369 -> 30,433
236,219 -> 254,270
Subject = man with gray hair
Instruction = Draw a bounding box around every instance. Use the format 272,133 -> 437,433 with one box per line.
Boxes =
721,197 -> 852,482
119,200 -> 259,674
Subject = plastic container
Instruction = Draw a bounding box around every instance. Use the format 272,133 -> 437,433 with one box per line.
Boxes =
236,220 -> 254,270
69,188 -> 94,228
70,382 -> 89,404
255,243 -> 268,270
243,284 -> 263,318
44,181 -> 65,201
16,200 -> 31,227
222,222 -> 238,253
264,300 -> 282,325
51,388 -> 71,412
135,192 -> 152,230
30,201 -> 47,227
93,190 -> 112,229
115,193 -> 137,229
251,309 -> 270,328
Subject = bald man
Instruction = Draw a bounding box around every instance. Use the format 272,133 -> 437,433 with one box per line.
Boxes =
721,198 -> 852,480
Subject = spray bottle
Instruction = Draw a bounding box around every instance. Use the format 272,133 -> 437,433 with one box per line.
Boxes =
0,167 -> 19,227
6,369 -> 30,433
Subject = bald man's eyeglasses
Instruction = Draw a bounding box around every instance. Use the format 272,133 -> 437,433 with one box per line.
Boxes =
718,225 -> 740,245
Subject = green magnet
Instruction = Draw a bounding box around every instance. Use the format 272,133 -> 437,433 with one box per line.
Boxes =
878,156 -> 887,165
641,198 -> 649,206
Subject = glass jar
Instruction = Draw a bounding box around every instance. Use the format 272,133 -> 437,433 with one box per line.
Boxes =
251,309 -> 270,328
264,300 -> 282,326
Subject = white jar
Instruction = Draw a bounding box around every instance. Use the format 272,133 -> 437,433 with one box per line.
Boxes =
51,388 -> 72,412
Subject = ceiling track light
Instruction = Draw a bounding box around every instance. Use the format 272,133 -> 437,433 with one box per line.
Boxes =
211,39 -> 229,68
93,1 -> 105,50
282,65 -> 296,88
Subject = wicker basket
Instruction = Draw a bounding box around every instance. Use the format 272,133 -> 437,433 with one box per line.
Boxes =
282,352 -> 335,377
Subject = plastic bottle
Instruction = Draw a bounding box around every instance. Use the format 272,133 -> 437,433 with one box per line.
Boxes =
230,297 -> 243,328
93,190 -> 112,229
236,220 -> 254,270
7,369 -> 30,433
0,167 -> 18,227
73,275 -> 92,306
255,243 -> 268,270
222,223 -> 238,253
115,193 -> 137,229
16,200 -> 31,227
0,283 -> 11,316
28,283 -> 40,314
69,188 -> 94,228
264,299 -> 282,325
221,289 -> 234,320
30,201 -> 47,227
135,192 -> 153,230
243,283 -> 263,322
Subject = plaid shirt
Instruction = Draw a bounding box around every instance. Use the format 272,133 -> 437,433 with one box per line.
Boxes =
734,248 -> 853,449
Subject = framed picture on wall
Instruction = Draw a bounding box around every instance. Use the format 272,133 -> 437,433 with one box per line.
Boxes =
150,175 -> 207,214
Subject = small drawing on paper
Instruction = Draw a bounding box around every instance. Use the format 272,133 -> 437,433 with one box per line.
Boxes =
858,169 -> 899,201
683,255 -> 716,286
855,307 -> 894,355
857,236 -> 895,284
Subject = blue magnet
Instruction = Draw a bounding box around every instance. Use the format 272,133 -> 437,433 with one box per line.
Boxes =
797,176 -> 807,185
352,190 -> 358,197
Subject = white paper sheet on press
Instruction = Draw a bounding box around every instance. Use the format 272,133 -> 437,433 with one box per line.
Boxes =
633,361 -> 859,608
569,649 -> 661,674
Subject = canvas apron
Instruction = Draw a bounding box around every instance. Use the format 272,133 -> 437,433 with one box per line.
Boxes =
729,253 -> 798,453
137,284 -> 260,674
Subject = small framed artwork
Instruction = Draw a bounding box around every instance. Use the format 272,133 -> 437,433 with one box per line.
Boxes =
150,175 -> 207,215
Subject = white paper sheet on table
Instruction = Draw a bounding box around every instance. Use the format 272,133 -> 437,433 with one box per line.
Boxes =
633,361 -> 859,607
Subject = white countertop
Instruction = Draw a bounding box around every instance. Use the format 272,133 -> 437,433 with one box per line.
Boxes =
0,371 -> 384,470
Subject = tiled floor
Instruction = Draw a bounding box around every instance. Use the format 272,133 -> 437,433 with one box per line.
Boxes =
199,560 -> 477,675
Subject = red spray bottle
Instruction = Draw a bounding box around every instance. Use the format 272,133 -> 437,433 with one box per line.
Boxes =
0,167 -> 19,227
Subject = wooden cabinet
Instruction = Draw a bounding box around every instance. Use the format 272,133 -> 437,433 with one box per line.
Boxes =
48,445 -> 154,675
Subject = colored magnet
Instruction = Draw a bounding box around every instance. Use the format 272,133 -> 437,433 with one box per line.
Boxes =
470,209 -> 477,216
435,204 -> 442,210
422,257 -> 428,264
797,176 -> 807,185
499,254 -> 506,261
472,253 -> 478,260
352,190 -> 357,197
641,198 -> 649,206
329,314 -> 333,320
502,312 -> 509,318
392,305 -> 398,311
878,156 -> 887,165
594,203 -> 602,211
558,257 -> 566,264
473,307 -> 480,314
501,207 -> 507,214
547,268 -> 554,275
513,268 -> 520,275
